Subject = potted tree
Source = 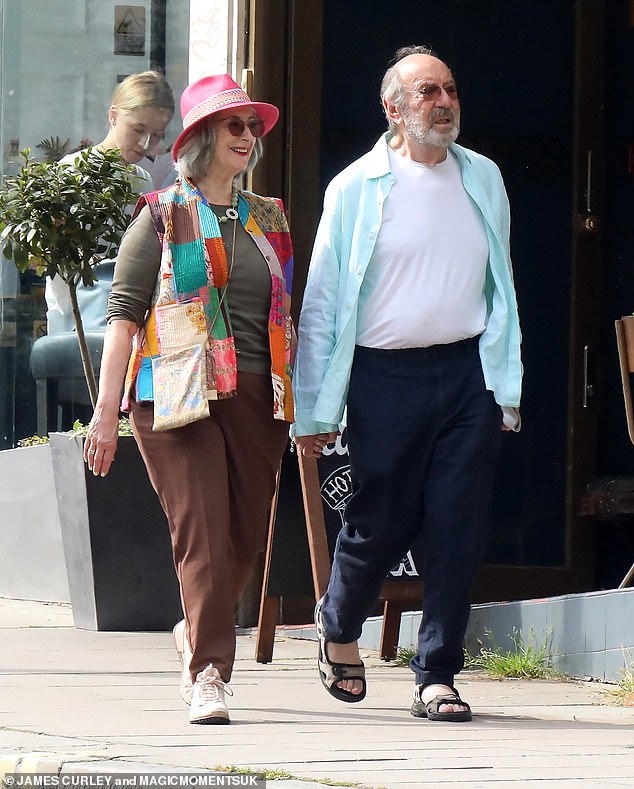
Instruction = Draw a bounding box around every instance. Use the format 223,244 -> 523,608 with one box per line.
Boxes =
0,147 -> 133,403
0,149 -> 181,630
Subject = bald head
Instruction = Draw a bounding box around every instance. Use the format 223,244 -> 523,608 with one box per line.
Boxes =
394,54 -> 452,85
381,51 -> 453,114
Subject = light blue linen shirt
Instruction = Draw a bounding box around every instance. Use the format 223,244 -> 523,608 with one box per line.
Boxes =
292,133 -> 522,437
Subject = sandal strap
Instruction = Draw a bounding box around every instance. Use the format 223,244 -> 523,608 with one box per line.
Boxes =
426,693 -> 471,714
329,661 -> 366,681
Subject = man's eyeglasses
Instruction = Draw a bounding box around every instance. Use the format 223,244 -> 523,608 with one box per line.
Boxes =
217,116 -> 265,138
407,83 -> 458,101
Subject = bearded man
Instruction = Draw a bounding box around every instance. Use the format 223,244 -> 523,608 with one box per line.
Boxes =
293,45 -> 522,721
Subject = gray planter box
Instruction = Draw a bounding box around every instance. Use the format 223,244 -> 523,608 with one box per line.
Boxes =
49,432 -> 182,631
0,443 -> 70,603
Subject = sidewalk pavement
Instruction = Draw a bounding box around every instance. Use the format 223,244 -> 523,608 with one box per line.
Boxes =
1,598 -> 633,789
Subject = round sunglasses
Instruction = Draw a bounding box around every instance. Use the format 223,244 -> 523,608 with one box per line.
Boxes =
406,83 -> 458,101
216,116 -> 265,138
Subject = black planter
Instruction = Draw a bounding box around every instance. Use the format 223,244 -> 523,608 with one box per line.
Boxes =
49,432 -> 182,630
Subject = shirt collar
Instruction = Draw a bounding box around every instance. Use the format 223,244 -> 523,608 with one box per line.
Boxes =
365,132 -> 393,178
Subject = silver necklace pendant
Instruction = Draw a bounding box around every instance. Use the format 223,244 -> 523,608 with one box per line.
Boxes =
225,207 -> 239,221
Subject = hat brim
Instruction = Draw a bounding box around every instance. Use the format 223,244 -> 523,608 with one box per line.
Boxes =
171,101 -> 279,162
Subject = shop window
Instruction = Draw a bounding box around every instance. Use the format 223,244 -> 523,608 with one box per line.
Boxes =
0,0 -> 190,447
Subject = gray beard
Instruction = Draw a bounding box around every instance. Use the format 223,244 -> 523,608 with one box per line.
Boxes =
404,108 -> 460,148
417,124 -> 460,147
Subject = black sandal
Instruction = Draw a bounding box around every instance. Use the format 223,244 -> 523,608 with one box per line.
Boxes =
314,599 -> 366,703
411,685 -> 472,722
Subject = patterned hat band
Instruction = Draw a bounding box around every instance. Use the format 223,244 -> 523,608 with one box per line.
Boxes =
172,74 -> 279,161
183,89 -> 254,129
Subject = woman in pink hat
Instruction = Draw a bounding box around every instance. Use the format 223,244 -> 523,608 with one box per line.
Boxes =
83,74 -> 296,725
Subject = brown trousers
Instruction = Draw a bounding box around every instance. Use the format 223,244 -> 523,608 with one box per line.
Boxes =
131,372 -> 289,682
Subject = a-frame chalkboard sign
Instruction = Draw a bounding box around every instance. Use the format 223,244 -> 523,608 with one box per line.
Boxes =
256,432 -> 424,663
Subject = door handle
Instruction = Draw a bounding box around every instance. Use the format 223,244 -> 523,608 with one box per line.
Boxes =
583,345 -> 594,408
578,150 -> 600,234
578,213 -> 600,233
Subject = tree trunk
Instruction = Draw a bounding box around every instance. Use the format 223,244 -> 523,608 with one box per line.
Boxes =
68,280 -> 98,408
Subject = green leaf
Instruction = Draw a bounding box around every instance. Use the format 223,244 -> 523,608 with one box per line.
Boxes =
13,245 -> 29,269
0,146 -> 136,284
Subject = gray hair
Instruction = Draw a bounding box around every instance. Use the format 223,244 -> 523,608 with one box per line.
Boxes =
380,44 -> 437,132
176,122 -> 263,182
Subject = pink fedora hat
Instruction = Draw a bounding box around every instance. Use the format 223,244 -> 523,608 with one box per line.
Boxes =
171,74 -> 279,161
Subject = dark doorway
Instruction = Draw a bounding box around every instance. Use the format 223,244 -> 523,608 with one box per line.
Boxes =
320,0 -> 574,577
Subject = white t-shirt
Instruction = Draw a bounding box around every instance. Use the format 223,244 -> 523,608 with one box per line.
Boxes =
356,147 -> 489,349
45,150 -> 153,335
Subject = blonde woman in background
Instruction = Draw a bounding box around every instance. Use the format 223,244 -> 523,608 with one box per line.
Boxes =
46,71 -> 175,334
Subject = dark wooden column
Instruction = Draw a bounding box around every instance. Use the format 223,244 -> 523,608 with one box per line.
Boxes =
248,0 -> 324,321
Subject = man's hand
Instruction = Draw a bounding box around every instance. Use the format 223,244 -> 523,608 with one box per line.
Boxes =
295,432 -> 340,457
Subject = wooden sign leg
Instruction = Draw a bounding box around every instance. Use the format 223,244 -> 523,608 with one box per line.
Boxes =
380,600 -> 405,661
378,580 -> 424,660
297,452 -> 332,600
256,594 -> 279,663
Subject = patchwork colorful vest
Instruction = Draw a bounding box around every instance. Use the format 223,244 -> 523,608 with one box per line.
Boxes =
122,179 -> 295,422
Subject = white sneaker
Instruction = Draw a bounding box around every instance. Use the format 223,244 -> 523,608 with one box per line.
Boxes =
172,619 -> 193,705
189,664 -> 232,725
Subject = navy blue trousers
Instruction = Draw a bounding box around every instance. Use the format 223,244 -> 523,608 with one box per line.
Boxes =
321,338 -> 502,688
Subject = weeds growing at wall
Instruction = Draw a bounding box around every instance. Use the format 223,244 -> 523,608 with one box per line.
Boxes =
394,627 -> 558,680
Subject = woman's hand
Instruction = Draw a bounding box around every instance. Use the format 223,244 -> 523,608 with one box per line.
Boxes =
82,318 -> 138,477
295,432 -> 340,458
83,409 -> 120,477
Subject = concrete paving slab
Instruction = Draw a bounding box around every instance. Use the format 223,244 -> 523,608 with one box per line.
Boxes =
0,599 -> 633,789
0,599 -> 72,629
